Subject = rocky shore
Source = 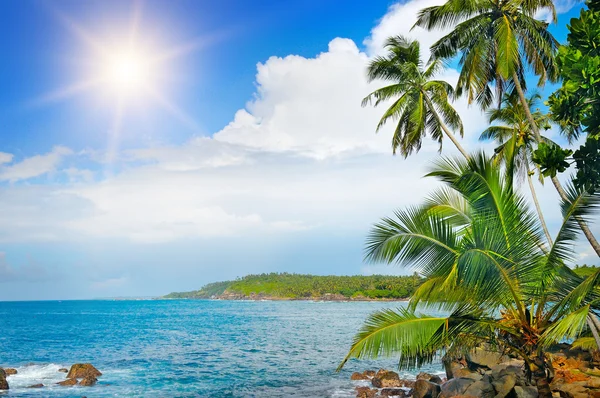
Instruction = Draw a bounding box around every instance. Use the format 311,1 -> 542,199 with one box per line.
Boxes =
350,344 -> 600,398
0,363 -> 102,391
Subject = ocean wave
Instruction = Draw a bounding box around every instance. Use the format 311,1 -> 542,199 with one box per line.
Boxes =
6,363 -> 67,389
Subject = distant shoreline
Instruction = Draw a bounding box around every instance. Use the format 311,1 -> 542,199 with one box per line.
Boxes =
161,295 -> 411,302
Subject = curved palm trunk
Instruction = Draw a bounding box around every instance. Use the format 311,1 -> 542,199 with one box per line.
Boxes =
531,355 -> 553,398
512,72 -> 600,257
423,94 -> 470,160
527,171 -> 553,246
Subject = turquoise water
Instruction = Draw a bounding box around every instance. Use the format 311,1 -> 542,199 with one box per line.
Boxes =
0,300 -> 442,397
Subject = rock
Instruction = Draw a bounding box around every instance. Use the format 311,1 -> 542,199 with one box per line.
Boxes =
4,368 -> 17,376
58,368 -> 68,373
452,368 -> 482,380
442,356 -> 469,380
463,376 -> 495,398
466,345 -> 509,369
67,363 -> 102,379
364,370 -> 376,378
417,372 -> 443,384
57,378 -> 78,386
380,388 -> 408,397
514,386 -> 538,398
356,386 -> 377,398
413,379 -> 441,398
491,363 -> 528,387
438,377 -> 476,397
586,377 -> 600,388
492,373 -> 517,398
27,384 -> 44,388
372,370 -> 402,388
79,376 -> 97,386
551,381 -> 589,398
0,368 -> 8,390
352,372 -> 370,380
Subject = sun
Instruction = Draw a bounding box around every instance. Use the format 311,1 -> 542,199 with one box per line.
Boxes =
104,50 -> 152,96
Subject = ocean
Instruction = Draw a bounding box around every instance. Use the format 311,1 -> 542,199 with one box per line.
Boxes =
0,299 -> 443,397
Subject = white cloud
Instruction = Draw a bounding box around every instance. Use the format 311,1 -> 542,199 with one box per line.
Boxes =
0,152 -> 13,164
0,146 -> 73,182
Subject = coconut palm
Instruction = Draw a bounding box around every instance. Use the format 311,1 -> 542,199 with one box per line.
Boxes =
362,36 -> 468,159
338,154 -> 600,397
414,0 -> 600,258
480,92 -> 554,245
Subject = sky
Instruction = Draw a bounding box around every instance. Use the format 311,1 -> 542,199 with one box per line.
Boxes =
0,0 -> 593,300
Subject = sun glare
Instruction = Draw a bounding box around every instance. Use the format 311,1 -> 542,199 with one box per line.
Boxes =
104,50 -> 152,96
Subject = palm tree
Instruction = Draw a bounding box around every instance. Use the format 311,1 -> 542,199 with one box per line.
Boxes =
362,36 -> 469,159
339,154 -> 600,397
414,0 -> 600,258
480,92 -> 554,245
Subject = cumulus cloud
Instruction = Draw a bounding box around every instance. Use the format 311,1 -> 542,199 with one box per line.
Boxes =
0,146 -> 72,182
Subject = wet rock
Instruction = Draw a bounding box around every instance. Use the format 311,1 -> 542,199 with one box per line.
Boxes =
4,368 -> 17,376
0,368 -> 8,390
372,370 -> 402,388
67,363 -> 102,379
356,386 -> 377,398
79,376 -> 97,386
380,388 -> 408,397
27,384 -> 44,388
413,379 -> 441,398
364,370 -> 376,378
417,372 -> 443,384
438,377 -> 476,397
57,378 -> 78,386
58,368 -> 68,373
352,372 -> 370,380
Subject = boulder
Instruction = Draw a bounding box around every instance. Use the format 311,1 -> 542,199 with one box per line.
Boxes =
356,386 -> 377,398
491,362 -> 528,387
352,372 -> 370,380
492,373 -> 517,398
467,345 -> 509,369
585,377 -> 600,388
67,363 -> 102,379
514,386 -> 538,398
79,376 -> 97,386
27,384 -> 44,388
463,376 -> 495,398
417,372 -> 444,384
57,378 -> 78,386
364,370 -> 376,378
372,371 -> 402,388
551,381 -> 589,398
58,368 -> 68,373
380,388 -> 408,397
4,368 -> 17,376
452,368 -> 482,380
442,356 -> 469,380
413,379 -> 441,398
439,377 -> 477,397
0,368 -> 8,390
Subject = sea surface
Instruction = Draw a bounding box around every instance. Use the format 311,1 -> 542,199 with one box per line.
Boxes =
0,299 -> 443,397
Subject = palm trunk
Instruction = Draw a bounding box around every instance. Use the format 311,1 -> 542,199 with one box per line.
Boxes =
527,171 -> 553,246
512,72 -> 600,258
423,94 -> 470,160
587,315 -> 600,351
532,355 -> 553,398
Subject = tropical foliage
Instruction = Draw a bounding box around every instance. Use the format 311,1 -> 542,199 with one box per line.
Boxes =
362,36 -> 468,158
339,154 -> 600,396
165,273 -> 423,299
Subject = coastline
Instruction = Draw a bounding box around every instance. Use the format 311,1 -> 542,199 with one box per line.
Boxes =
163,294 -> 410,302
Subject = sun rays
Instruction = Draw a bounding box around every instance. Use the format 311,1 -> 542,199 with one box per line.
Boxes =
33,1 -> 211,165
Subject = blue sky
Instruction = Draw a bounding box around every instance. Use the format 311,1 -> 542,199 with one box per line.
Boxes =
0,0 -> 592,300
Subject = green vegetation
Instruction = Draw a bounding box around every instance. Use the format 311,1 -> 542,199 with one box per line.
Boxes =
164,273 -> 423,300
346,0 -> 600,396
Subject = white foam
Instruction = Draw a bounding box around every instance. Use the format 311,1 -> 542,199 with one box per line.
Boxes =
6,363 -> 67,388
